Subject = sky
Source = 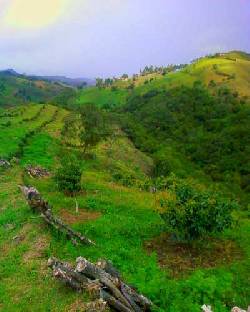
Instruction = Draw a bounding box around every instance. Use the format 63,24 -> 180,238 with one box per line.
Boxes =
0,0 -> 249,78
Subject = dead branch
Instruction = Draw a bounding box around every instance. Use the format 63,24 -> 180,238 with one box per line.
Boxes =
48,257 -> 153,312
20,185 -> 94,245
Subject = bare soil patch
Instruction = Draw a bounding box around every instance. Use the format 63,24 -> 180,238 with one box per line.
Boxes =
23,235 -> 49,262
145,233 -> 243,277
60,208 -> 101,225
65,299 -> 86,312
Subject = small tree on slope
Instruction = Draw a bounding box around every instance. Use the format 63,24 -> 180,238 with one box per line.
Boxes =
160,180 -> 237,241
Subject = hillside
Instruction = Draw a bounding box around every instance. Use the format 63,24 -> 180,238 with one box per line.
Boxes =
75,51 -> 250,109
28,75 -> 95,88
0,51 -> 249,312
0,70 -> 70,107
73,51 -> 250,205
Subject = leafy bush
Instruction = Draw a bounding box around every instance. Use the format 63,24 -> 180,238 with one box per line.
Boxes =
160,181 -> 237,240
111,164 -> 140,187
55,154 -> 82,195
80,104 -> 110,153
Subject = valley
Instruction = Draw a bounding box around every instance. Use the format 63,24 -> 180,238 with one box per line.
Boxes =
0,51 -> 249,312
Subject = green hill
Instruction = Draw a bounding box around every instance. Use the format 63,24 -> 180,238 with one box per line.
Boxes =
0,51 -> 249,311
73,51 -> 250,110
0,70 -> 69,107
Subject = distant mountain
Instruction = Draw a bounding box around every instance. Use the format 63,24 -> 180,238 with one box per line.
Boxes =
0,69 -> 95,87
29,75 -> 95,87
0,69 -> 69,106
0,69 -> 22,77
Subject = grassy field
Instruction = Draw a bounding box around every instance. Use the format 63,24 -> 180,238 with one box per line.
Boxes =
0,102 -> 249,311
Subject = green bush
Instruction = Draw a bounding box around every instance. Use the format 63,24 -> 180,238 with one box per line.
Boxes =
55,154 -> 82,195
161,182 -> 237,240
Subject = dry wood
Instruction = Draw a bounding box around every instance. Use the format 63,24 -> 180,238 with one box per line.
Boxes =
96,259 -> 121,279
76,257 -> 131,308
48,256 -> 153,312
100,289 -> 133,312
0,159 -> 11,168
26,165 -> 50,178
20,186 -> 152,311
20,185 -> 94,245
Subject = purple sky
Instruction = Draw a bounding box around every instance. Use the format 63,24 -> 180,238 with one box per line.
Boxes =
0,0 -> 249,78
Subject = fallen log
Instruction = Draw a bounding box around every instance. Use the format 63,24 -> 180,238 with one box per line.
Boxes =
76,257 -> 131,309
100,289 -> 133,312
0,159 -> 11,168
201,305 -> 250,312
96,259 -> 121,279
19,185 -> 94,245
26,165 -> 50,178
48,257 -> 153,312
95,260 -> 151,310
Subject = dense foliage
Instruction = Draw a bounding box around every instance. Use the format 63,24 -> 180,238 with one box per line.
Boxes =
119,83 -> 250,203
0,72 -> 66,107
160,178 -> 237,240
55,153 -> 82,195
80,104 -> 110,153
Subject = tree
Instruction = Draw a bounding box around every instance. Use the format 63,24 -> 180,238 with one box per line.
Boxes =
96,78 -> 104,88
104,78 -> 113,87
80,104 -> 109,153
55,153 -> 82,196
160,181 -> 237,241
121,74 -> 128,79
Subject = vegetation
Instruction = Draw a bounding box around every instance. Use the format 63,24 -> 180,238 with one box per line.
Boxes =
55,153 -> 82,195
80,104 -> 110,153
160,178 -> 237,240
120,82 -> 250,206
0,51 -> 249,311
0,71 -> 67,107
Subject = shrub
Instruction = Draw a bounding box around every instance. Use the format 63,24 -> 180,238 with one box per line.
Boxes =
160,182 -> 237,240
111,164 -> 139,187
55,154 -> 82,195
80,104 -> 110,153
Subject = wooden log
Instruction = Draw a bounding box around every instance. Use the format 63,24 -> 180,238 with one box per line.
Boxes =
20,185 -> 95,245
120,283 -> 152,311
43,210 -> 94,245
100,289 -> 133,312
48,256 -> 153,312
48,257 -> 101,293
96,260 -> 151,311
53,266 -> 83,291
26,165 -> 50,178
120,283 -> 142,312
96,259 -> 121,279
76,257 -> 132,309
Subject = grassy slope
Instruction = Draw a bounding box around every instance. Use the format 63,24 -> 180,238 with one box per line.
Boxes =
74,51 -> 250,109
134,52 -> 250,98
0,51 -> 249,311
0,73 -> 67,107
76,87 -> 129,108
0,104 -> 59,159
0,104 -> 249,311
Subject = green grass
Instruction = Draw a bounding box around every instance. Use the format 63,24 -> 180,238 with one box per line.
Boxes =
0,104 -> 57,159
76,87 -> 129,108
1,112 -> 247,311
0,167 -> 86,312
20,133 -> 58,169
0,51 -> 249,311
20,153 -> 250,312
